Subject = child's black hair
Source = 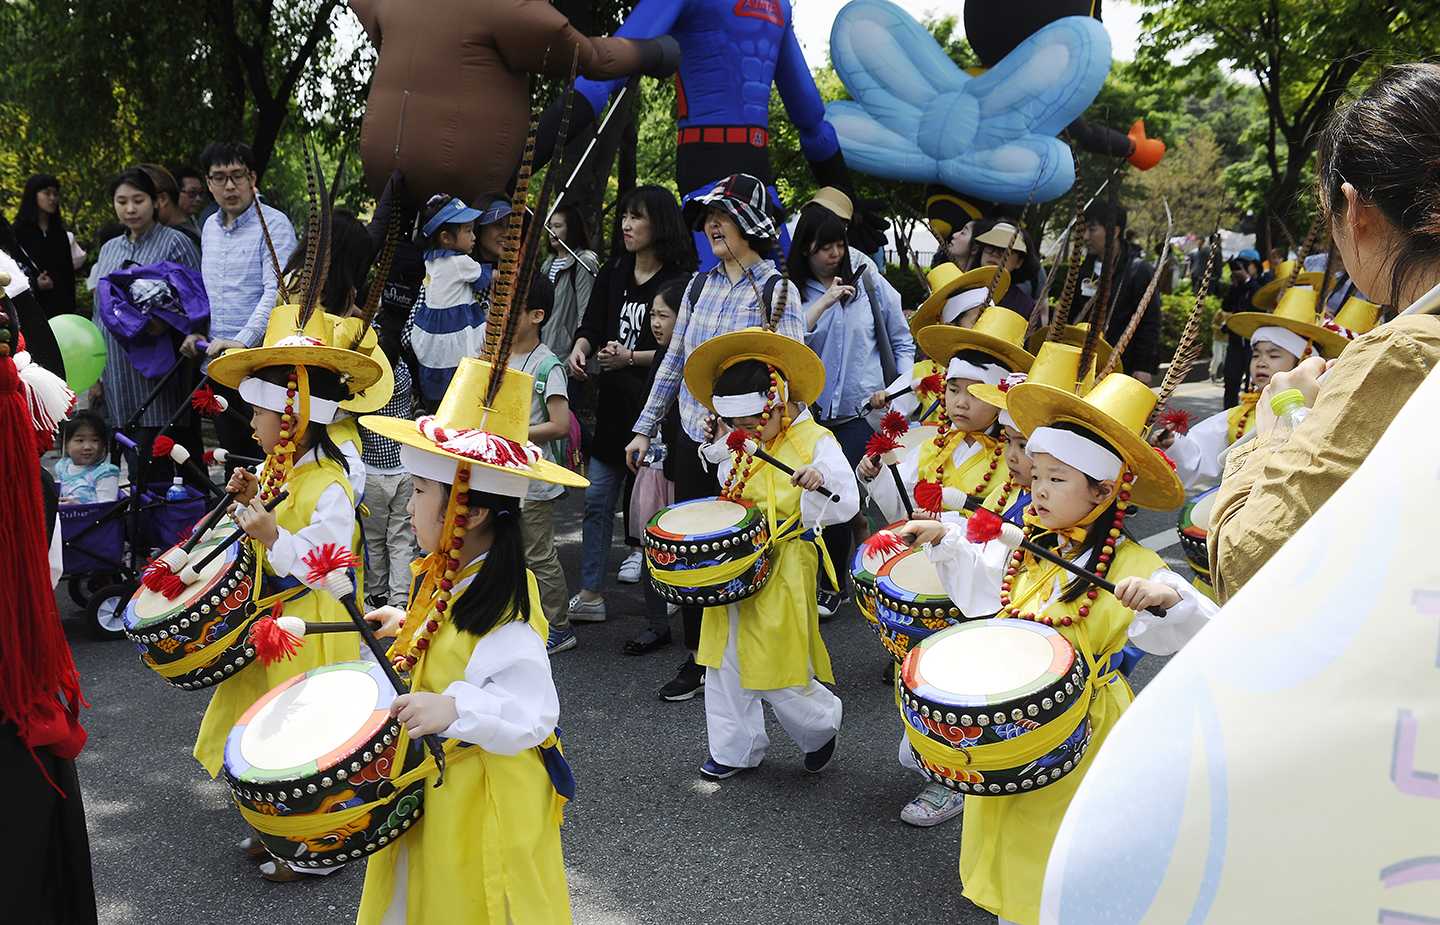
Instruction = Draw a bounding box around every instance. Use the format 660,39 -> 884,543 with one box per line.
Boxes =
251,365 -> 351,474
654,278 -> 688,314
418,194 -> 467,250
524,273 -> 555,328
432,487 -> 532,637
712,358 -> 773,398
60,409 -> 109,455
1031,421 -> 1137,604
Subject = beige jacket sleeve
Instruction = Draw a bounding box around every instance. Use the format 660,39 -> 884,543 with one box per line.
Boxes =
1208,314 -> 1440,602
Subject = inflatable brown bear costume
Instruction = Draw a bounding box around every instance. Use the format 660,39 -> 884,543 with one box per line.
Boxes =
350,0 -> 678,204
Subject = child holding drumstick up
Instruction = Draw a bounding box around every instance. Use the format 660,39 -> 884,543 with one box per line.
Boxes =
903,373 -> 1218,924
681,327 -> 859,780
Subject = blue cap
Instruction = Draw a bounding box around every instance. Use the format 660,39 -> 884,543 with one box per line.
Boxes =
422,197 -> 483,237
1237,248 -> 1261,261
478,199 -> 513,226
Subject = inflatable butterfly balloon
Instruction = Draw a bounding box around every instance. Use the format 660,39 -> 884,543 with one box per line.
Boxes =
825,0 -> 1111,204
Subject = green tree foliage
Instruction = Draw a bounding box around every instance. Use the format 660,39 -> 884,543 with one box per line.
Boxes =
1134,0 -> 1440,237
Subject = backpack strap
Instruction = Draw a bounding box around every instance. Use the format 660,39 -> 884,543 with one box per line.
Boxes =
687,273 -> 707,312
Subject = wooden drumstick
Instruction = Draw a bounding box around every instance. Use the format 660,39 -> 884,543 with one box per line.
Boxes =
322,569 -> 448,787
736,437 -> 841,502
179,491 -> 289,583
272,617 -> 361,636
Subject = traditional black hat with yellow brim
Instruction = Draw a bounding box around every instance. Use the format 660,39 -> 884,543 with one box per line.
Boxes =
909,264 -> 1011,340
361,356 -> 587,493
684,326 -> 824,414
1007,373 -> 1184,511
916,305 -> 1035,375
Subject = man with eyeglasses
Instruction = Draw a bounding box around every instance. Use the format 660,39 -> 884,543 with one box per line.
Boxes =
185,139 -> 297,456
170,165 -> 208,231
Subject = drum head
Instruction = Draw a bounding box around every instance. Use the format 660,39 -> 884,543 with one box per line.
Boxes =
897,423 -> 939,454
883,551 -> 949,597
1191,487 -> 1219,533
655,499 -> 748,537
915,621 -> 1072,705
226,661 -> 396,783
128,537 -> 236,626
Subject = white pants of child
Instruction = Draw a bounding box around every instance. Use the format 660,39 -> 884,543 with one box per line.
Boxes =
898,727 -> 922,773
705,607 -> 842,768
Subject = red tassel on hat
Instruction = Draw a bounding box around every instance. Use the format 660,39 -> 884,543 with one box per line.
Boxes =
914,479 -> 944,513
966,507 -> 1004,544
1154,447 -> 1178,471
880,410 -> 909,439
302,543 -> 362,586
250,611 -> 303,666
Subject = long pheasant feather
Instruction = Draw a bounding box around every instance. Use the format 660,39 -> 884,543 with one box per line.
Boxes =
296,141 -> 332,329
482,106 -> 542,406
253,199 -> 291,305
1098,196 -> 1174,380
350,204 -> 399,350
1272,208 -> 1323,307
1047,179 -> 1088,344
1077,157 -> 1123,377
1144,232 -> 1217,431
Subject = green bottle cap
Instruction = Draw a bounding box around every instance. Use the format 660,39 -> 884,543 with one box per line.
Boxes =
1269,388 -> 1307,417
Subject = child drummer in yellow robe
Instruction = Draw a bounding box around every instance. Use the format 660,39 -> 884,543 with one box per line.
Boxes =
1153,275 -> 1380,498
904,373 -> 1220,925
197,300 -> 392,881
356,349 -> 587,925
887,264 -> 1012,425
863,305 -> 1034,526
684,327 -> 860,780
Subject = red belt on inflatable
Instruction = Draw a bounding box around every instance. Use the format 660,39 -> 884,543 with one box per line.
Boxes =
677,125 -> 770,148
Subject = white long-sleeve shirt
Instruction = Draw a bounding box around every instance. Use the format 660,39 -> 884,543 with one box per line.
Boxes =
923,522 -> 1217,656
1166,407 -> 1245,499
263,449 -> 358,589
860,435 -> 988,525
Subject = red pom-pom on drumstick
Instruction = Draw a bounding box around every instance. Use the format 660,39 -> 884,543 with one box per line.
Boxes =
880,410 -> 909,438
725,429 -> 750,455
1157,407 -> 1195,436
966,507 -> 1004,544
250,612 -> 303,665
918,374 -> 945,397
191,385 -> 225,416
914,479 -> 944,513
151,435 -> 175,459
864,433 -> 900,459
141,556 -> 188,598
863,530 -> 906,557
302,544 -> 363,586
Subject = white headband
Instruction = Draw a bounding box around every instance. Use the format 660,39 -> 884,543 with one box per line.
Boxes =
713,371 -> 787,419
998,409 -> 1016,429
400,444 -> 533,497
946,358 -> 1006,386
1249,325 -> 1306,360
941,288 -> 989,324
239,377 -> 341,425
1027,426 -> 1122,482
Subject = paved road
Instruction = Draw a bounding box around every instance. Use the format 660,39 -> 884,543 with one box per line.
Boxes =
63,384 -> 1221,924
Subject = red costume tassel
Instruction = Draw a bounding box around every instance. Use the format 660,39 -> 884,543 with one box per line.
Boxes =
1154,447 -> 1178,471
302,543 -> 363,586
250,612 -> 302,666
914,479 -> 944,513
880,410 -> 909,438
919,373 -> 945,397
966,507 -> 1004,544
141,558 -> 187,598
725,429 -> 750,454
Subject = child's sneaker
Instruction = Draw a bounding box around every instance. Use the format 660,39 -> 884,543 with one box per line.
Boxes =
699,758 -> 749,780
659,655 -> 705,701
566,593 -> 607,622
899,782 -> 965,827
803,734 -> 839,773
618,551 -> 643,583
546,626 -> 577,654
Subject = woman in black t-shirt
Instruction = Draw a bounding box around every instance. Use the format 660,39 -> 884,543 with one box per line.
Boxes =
564,186 -> 696,632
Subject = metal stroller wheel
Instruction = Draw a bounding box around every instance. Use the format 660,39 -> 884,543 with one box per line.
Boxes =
86,583 -> 136,641
68,574 -> 119,609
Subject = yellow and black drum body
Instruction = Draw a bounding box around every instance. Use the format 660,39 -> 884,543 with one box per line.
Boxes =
122,530 -> 261,690
899,619 -> 1094,795
223,660 -> 425,870
872,549 -> 966,662
850,521 -> 908,629
644,496 -> 771,606
1177,485 -> 1218,594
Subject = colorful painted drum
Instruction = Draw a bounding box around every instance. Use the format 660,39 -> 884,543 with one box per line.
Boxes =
223,660 -> 424,870
1177,486 -> 1219,586
899,619 -> 1093,795
872,549 -> 967,663
644,496 -> 771,606
123,528 -> 261,690
850,521 -> 908,628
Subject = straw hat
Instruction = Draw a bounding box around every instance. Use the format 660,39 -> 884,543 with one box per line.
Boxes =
1024,323 -> 1117,376
1007,373 -> 1184,511
909,264 -> 1011,339
208,303 -> 385,394
684,327 -> 825,413
915,305 -> 1035,374
361,356 -> 586,490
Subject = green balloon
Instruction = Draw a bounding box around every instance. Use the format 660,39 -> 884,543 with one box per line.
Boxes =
49,315 -> 107,392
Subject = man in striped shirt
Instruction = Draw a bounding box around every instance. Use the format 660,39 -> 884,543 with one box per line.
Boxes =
182,139 -> 297,455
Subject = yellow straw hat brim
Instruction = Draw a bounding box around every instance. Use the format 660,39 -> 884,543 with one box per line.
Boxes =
360,415 -> 589,488
208,343 -> 384,393
916,323 -> 1035,376
1224,311 -> 1350,360
684,328 -> 825,413
909,266 -> 1011,340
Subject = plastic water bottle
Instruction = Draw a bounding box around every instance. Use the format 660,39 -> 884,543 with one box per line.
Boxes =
1268,389 -> 1310,451
165,476 -> 188,502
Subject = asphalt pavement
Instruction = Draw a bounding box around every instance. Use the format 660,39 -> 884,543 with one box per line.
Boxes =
61,381 -> 1222,925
